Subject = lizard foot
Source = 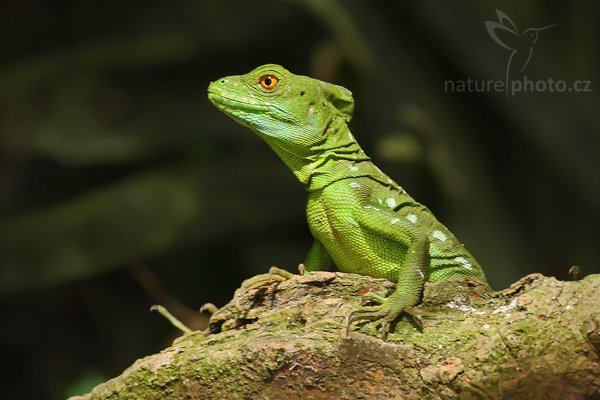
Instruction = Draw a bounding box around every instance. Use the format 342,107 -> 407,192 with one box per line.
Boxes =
241,265 -> 304,292
207,265 -> 305,334
344,292 -> 423,339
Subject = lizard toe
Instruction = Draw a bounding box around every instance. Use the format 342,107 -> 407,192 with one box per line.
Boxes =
361,291 -> 388,305
241,266 -> 296,292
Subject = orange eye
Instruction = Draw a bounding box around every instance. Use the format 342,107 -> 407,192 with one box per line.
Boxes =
259,74 -> 279,90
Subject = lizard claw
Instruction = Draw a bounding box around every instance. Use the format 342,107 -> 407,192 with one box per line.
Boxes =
199,303 -> 218,315
297,263 -> 306,275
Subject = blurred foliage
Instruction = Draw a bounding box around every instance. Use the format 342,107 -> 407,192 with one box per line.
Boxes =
0,0 -> 598,399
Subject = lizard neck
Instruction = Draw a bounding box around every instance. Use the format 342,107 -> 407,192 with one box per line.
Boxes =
266,116 -> 392,191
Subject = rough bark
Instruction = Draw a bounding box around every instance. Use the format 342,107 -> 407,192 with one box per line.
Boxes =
70,272 -> 600,400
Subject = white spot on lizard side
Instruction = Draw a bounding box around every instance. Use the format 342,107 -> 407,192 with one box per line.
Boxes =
406,214 -> 418,224
385,198 -> 397,209
390,217 -> 400,224
454,256 -> 473,270
432,230 -> 448,242
346,217 -> 359,227
349,182 -> 361,188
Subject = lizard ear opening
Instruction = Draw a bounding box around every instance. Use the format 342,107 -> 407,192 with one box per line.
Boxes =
321,82 -> 355,122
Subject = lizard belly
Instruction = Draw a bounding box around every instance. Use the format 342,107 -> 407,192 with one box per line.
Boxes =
306,186 -> 405,282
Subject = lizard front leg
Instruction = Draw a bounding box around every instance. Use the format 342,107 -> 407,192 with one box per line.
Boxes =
345,210 -> 430,338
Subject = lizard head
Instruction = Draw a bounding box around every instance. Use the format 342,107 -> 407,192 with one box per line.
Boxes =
208,64 -> 354,152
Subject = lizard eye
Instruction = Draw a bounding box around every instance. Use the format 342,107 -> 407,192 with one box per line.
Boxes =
259,74 -> 279,90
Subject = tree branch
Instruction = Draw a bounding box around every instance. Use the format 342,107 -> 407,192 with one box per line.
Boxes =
70,272 -> 600,400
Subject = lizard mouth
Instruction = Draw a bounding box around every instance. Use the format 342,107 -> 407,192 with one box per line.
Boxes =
207,92 -> 271,113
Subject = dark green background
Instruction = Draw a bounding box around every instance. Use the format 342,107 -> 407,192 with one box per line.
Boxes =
1,1 -> 598,398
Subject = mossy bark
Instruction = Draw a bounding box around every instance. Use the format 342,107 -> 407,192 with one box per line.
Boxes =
70,272 -> 600,400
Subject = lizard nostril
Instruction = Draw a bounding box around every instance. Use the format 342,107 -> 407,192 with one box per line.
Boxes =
221,80 -> 225,84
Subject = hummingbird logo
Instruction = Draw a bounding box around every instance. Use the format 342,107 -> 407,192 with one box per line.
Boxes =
484,9 -> 559,97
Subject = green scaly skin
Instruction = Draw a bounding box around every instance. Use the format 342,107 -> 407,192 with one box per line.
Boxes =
208,64 -> 488,337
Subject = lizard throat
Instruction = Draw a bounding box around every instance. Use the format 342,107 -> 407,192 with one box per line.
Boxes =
269,119 -> 380,191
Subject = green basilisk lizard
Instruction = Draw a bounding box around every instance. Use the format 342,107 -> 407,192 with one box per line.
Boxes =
207,64 -> 488,337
